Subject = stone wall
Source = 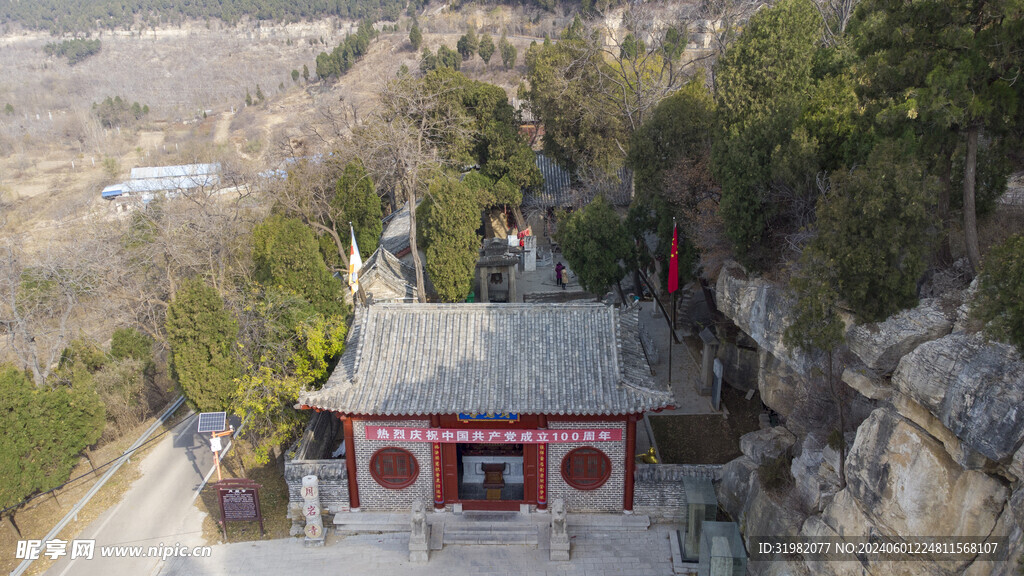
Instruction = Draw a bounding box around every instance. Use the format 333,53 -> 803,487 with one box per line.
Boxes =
546,420 -> 626,512
352,419 -> 434,511
633,463 -> 723,521
284,412 -> 348,522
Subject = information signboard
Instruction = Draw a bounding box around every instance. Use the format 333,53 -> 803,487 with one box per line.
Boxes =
214,479 -> 264,541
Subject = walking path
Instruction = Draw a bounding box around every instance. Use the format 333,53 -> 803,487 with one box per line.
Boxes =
44,413 -> 213,576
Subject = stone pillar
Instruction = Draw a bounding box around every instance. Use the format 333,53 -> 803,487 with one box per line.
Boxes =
699,327 -> 719,396
523,236 -> 537,271
549,498 -> 570,561
508,264 -> 517,303
302,475 -> 325,546
479,267 -> 489,303
409,500 -> 429,563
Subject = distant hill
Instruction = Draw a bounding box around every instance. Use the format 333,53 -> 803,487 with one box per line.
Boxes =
0,0 -> 420,34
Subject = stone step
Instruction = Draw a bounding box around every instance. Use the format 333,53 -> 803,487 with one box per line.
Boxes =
442,526 -> 539,546
333,512 -> 409,533
566,513 -> 651,532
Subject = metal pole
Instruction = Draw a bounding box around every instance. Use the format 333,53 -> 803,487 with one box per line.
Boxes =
669,292 -> 676,386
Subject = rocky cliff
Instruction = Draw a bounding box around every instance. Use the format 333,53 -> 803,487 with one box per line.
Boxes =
713,262 -> 1024,576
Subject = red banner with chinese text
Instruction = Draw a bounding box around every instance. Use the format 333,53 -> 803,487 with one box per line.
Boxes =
365,426 -> 622,443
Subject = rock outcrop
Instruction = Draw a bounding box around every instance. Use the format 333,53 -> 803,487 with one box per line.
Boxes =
740,427 -> 796,465
892,332 -> 1024,462
845,407 -> 1007,539
844,298 -> 954,374
713,262 -> 1023,576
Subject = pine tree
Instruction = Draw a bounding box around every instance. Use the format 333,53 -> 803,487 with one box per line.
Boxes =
165,278 -> 241,413
478,33 -> 495,65
409,21 -> 422,50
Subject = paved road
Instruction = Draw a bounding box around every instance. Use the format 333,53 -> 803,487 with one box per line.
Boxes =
45,413 -> 214,576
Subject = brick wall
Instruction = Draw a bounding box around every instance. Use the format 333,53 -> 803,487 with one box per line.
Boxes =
352,419 -> 434,511
633,463 -> 723,521
546,420 -> 626,513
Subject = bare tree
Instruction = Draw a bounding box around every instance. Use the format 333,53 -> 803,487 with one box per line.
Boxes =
265,155 -> 352,272
696,0 -> 764,88
355,73 -> 476,302
813,0 -> 858,46
0,233 -> 120,385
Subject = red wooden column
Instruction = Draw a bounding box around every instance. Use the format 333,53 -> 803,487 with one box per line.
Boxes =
430,415 -> 446,509
623,415 -> 637,513
341,415 -> 360,511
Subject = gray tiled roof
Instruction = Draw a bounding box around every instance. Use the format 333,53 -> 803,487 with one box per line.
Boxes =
380,202 -> 415,256
525,154 -> 634,208
299,303 -> 674,416
344,246 -> 419,304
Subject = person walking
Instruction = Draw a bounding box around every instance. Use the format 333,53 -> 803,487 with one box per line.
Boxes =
560,266 -> 569,290
555,262 -> 564,288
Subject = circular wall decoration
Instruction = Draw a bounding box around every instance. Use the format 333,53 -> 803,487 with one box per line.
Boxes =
369,447 -> 419,489
561,447 -> 611,490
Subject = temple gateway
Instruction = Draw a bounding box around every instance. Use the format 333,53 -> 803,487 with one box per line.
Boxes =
296,302 -> 676,514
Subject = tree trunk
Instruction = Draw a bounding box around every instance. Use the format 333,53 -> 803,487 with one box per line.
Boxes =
406,193 -> 427,303
828,351 -> 846,489
936,145 -> 953,267
963,125 -> 982,274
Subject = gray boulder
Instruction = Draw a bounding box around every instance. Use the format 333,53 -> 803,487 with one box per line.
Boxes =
740,426 -> 797,465
892,332 -> 1024,461
717,455 -> 758,521
716,262 -> 821,377
845,298 -> 954,374
845,407 -> 1007,539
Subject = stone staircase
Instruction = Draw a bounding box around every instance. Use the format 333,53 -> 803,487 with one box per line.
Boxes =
438,511 -> 539,546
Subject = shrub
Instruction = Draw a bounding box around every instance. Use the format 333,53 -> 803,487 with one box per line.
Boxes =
759,451 -> 794,493
974,233 -> 1024,352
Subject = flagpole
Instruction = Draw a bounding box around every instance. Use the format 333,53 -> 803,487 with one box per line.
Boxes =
667,218 -> 678,388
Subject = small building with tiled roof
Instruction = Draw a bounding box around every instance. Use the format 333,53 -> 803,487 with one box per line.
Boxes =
525,153 -> 634,209
297,303 -> 674,514
343,246 -> 418,305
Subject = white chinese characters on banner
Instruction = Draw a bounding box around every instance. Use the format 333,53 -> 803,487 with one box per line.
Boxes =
364,426 -> 621,443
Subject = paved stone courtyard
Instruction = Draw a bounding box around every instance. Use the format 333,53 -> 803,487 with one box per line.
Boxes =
160,525 -> 677,576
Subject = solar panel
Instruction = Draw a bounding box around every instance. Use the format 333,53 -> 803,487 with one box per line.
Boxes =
197,412 -> 227,433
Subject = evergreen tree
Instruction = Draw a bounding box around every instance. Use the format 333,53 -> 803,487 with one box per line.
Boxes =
292,69 -> 300,82
165,278 -> 241,413
973,234 -> 1024,352
252,214 -> 345,316
478,33 -> 495,65
711,0 -> 822,267
557,197 -> 632,298
499,33 -> 516,69
0,365 -> 105,510
409,21 -> 422,50
331,160 -> 383,257
418,174 -> 481,302
456,27 -> 478,61
808,140 -> 936,322
302,64 -> 310,82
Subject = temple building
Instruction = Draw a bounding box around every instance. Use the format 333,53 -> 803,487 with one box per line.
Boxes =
295,302 -> 675,514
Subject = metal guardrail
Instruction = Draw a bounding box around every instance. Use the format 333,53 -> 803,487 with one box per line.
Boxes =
9,395 -> 186,576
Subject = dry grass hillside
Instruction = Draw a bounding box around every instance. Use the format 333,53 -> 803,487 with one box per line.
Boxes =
0,9 -> 569,239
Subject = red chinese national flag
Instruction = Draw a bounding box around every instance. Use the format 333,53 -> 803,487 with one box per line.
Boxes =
667,222 -> 679,294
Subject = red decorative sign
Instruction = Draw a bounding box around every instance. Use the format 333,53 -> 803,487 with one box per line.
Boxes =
537,443 -> 547,507
432,443 -> 443,506
365,426 -> 622,443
